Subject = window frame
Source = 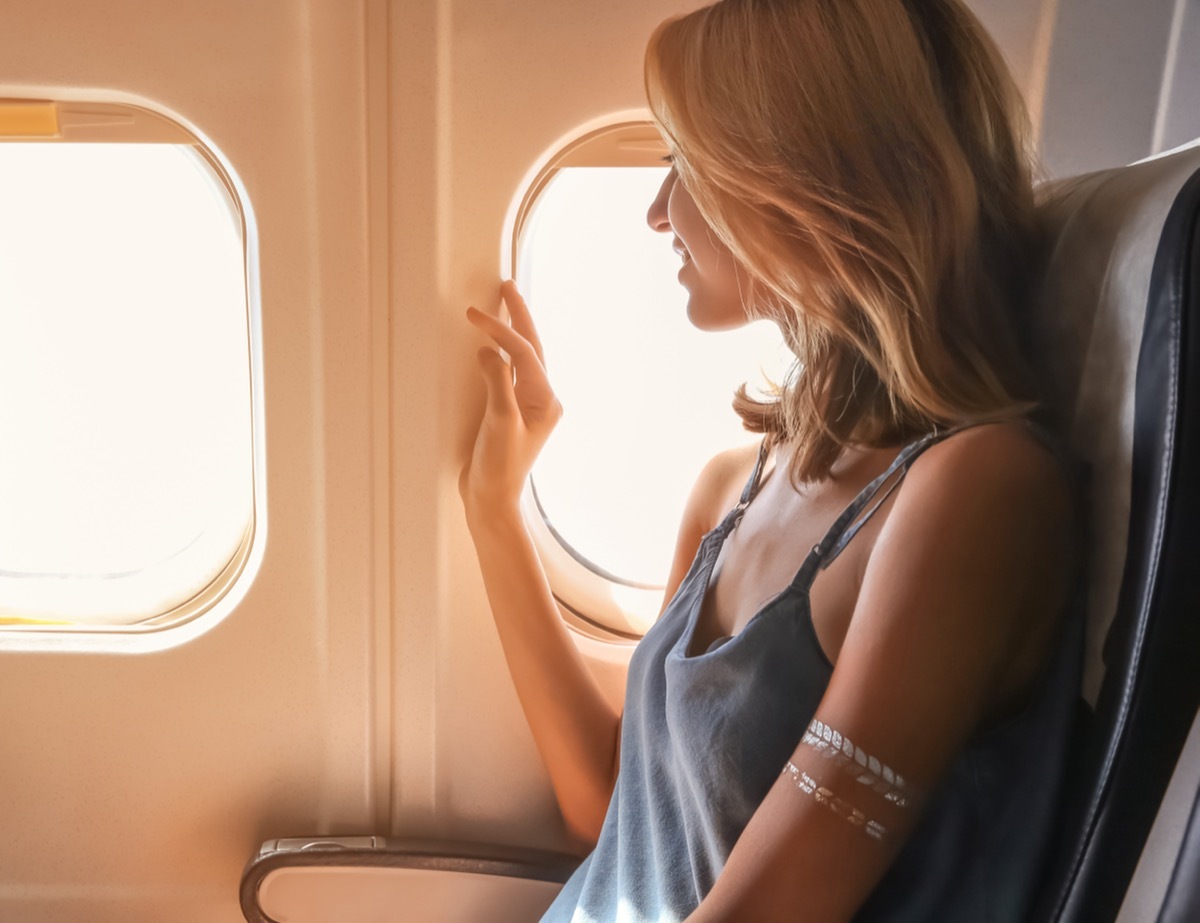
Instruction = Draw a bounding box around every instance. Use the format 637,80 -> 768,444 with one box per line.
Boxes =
0,98 -> 265,650
509,120 -> 672,639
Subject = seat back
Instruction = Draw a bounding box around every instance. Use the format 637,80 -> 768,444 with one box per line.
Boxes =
1031,141 -> 1200,921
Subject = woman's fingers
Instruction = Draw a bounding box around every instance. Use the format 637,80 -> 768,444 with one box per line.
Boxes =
500,280 -> 547,366
467,288 -> 561,432
467,282 -> 546,369
475,346 -> 517,419
473,327 -> 559,428
467,306 -> 541,366
467,307 -> 555,411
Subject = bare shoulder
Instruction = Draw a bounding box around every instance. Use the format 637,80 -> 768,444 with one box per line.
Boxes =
687,441 -> 764,532
852,421 -> 1076,716
902,421 -> 1071,523
875,420 -> 1075,656
658,441 -> 763,607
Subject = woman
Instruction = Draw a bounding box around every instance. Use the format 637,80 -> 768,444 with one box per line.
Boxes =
461,0 -> 1080,920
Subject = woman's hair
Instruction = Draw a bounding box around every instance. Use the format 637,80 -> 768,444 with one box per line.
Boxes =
645,0 -> 1041,483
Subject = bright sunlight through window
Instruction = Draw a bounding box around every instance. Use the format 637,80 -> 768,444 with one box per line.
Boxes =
519,166 -> 791,596
0,142 -> 253,626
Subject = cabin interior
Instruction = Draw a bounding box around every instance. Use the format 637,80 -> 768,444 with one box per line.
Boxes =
1,0 -> 1199,921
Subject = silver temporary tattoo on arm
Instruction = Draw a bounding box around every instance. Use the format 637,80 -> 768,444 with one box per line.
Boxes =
801,719 -> 913,808
783,761 -> 887,840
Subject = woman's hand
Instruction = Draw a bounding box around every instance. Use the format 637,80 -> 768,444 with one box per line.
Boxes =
458,283 -> 618,843
460,280 -> 563,518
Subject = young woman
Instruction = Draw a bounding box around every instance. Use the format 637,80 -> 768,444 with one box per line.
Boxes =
461,1 -> 1080,920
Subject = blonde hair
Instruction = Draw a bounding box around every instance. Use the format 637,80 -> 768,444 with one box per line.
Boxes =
645,0 -> 1040,483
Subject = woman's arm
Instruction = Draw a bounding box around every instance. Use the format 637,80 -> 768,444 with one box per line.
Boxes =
461,282 -> 621,847
462,284 -> 762,845
464,504 -> 622,847
685,423 -> 1075,922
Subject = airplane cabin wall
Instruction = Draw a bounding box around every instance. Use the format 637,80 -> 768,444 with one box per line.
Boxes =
974,0 -> 1199,177
0,1 -> 1194,922
1039,0 -> 1200,176
1,3 -> 382,921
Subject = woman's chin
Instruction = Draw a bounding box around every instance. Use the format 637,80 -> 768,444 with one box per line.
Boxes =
685,297 -> 751,332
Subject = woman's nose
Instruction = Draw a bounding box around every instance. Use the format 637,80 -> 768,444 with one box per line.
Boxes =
646,169 -> 675,233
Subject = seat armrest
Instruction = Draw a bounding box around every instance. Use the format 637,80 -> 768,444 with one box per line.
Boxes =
240,837 -> 581,923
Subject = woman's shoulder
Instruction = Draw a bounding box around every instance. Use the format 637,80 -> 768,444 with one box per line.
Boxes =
905,420 -> 1072,510
894,420 -> 1075,563
882,419 -> 1076,636
671,440 -> 764,545
658,440 -> 767,610
859,420 -> 1077,713
689,440 -> 765,531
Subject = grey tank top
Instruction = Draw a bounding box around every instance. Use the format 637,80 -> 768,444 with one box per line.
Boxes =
542,426 -> 1082,923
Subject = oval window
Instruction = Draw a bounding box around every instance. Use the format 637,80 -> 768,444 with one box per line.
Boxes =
513,122 -> 790,636
0,101 -> 259,634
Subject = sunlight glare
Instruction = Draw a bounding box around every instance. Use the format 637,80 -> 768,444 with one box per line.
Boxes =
0,143 -> 252,622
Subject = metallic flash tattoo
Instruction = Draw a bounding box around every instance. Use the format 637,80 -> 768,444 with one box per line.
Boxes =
801,719 -> 913,808
783,761 -> 887,840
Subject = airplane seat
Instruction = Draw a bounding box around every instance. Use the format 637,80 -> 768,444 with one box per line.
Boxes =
1028,137 -> 1200,922
239,141 -> 1200,922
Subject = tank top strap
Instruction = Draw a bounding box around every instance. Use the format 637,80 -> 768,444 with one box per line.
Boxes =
788,423 -> 981,592
715,436 -> 773,534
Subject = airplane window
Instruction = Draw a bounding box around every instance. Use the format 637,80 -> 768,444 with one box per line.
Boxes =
514,124 -> 789,636
0,105 -> 257,632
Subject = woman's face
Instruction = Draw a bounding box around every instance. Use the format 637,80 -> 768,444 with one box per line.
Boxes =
646,166 -> 754,330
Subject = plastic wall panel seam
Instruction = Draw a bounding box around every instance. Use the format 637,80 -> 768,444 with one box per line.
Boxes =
965,0 -> 1058,147
304,0 -> 380,832
1150,0 -> 1188,154
1025,0 -> 1061,152
389,0 -> 449,834
365,0 -> 398,836
294,0 -> 336,835
1158,0 -> 1200,153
